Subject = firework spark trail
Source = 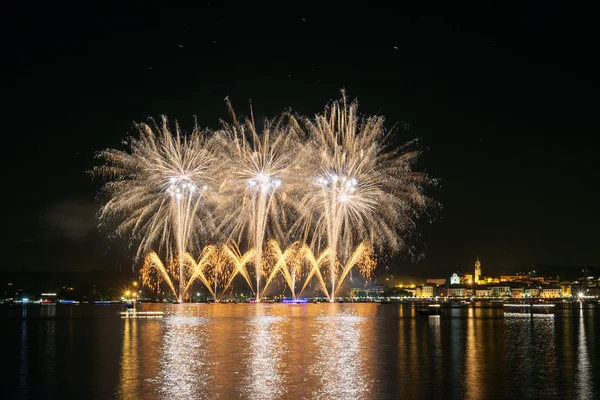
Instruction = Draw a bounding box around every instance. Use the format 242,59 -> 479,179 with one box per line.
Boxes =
262,240 -> 307,300
94,116 -> 215,301
292,91 -> 435,301
209,100 -> 304,301
182,245 -> 219,299
220,240 -> 256,298
140,251 -> 178,298
334,241 -> 376,296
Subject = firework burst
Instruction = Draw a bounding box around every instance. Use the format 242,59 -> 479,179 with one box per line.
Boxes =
209,100 -> 304,300
292,91 -> 435,299
93,116 -> 215,300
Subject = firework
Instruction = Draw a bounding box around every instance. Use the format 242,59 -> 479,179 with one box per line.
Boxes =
209,100 -> 304,301
94,116 -> 215,301
292,91 -> 435,300
95,92 -> 435,301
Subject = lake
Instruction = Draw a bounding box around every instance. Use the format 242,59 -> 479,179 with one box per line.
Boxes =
1,302 -> 598,399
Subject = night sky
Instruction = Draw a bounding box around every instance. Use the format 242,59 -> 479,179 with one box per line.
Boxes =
3,2 -> 598,278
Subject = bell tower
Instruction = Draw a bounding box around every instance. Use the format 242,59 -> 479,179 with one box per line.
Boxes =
474,257 -> 481,284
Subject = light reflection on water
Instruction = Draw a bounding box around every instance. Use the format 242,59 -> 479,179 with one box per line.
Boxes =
503,310 -> 558,398
3,302 -> 599,399
156,315 -> 213,400
241,310 -> 288,399
576,304 -> 592,400
309,309 -> 373,399
464,307 -> 483,400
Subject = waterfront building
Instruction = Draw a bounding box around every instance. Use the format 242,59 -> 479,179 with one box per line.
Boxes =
475,288 -> 490,297
511,287 -> 524,298
417,284 -> 435,298
489,285 -> 511,297
540,285 -> 563,298
450,273 -> 460,285
474,258 -> 481,284
561,283 -> 572,297
370,284 -> 385,295
447,287 -> 465,297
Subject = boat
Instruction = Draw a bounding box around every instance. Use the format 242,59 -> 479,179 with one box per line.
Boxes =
417,304 -> 441,315
503,302 -> 555,314
93,300 -> 117,305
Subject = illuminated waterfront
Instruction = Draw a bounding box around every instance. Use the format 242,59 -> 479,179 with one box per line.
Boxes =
3,302 -> 599,399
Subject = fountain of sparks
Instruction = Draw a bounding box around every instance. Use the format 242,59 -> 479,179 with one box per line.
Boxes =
314,172 -> 361,301
262,241 -> 305,300
166,176 -> 210,301
141,240 -> 375,302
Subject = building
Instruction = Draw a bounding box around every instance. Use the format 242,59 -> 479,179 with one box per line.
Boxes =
475,288 -> 490,297
541,285 -> 562,298
450,273 -> 460,285
461,274 -> 473,285
561,283 -> 572,297
369,284 -> 385,295
501,275 -> 523,282
417,284 -> 435,298
447,287 -> 465,297
427,278 -> 447,285
511,287 -> 524,298
474,258 -> 481,284
489,285 -> 511,297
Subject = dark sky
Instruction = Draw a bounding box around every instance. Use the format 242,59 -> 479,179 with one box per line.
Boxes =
3,2 -> 598,278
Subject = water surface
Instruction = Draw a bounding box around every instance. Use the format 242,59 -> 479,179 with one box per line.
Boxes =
1,302 -> 598,399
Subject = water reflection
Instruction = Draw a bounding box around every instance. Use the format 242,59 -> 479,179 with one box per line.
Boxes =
4,302 -> 599,399
309,308 -> 372,399
576,304 -> 592,400
241,308 -> 287,399
464,307 -> 482,400
118,318 -> 138,400
504,310 -> 557,398
42,305 -> 57,397
19,320 -> 27,395
428,315 -> 444,398
157,313 -> 212,400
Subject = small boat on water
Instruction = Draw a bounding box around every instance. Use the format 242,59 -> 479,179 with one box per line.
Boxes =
503,303 -> 555,314
417,304 -> 441,315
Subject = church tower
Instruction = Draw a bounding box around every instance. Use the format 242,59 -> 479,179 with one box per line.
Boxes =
474,257 -> 481,284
